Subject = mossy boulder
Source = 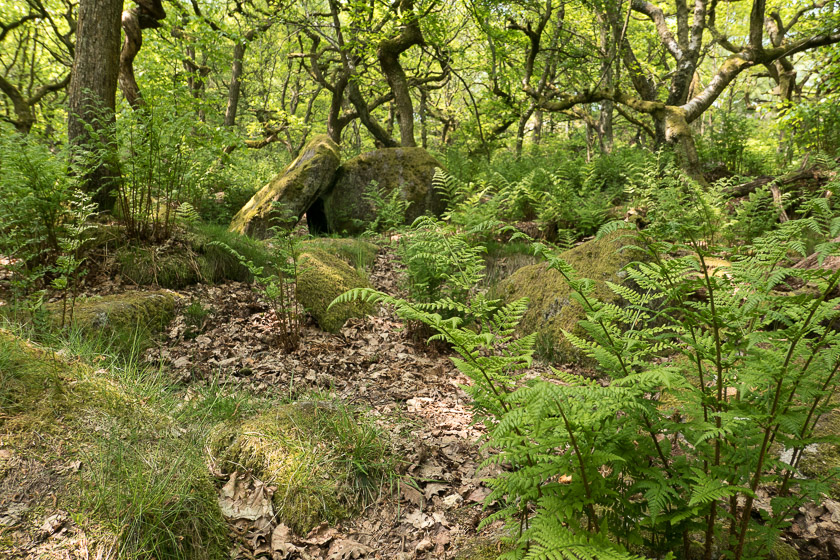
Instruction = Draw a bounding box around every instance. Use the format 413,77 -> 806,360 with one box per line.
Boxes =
309,147 -> 445,235
208,401 -> 388,535
798,408 -> 840,497
496,232 -> 642,365
47,290 -> 177,333
230,135 -> 341,238
299,238 -> 379,270
296,249 -> 374,332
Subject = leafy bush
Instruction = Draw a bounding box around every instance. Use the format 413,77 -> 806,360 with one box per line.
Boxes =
0,131 -> 75,292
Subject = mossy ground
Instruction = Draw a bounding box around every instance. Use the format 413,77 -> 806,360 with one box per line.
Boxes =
0,328 -> 231,560
299,237 -> 379,271
46,290 -> 177,333
496,232 -> 642,365
296,249 -> 375,332
207,399 -> 394,535
116,223 -> 271,288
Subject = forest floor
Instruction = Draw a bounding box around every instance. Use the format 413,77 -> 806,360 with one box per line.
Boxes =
4,242 -> 840,559
1,246 -> 545,559
151,249 -> 521,559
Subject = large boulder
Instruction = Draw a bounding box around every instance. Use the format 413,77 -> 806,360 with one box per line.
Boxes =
230,135 -> 340,238
496,232 -> 641,365
308,147 -> 445,235
295,249 -> 374,332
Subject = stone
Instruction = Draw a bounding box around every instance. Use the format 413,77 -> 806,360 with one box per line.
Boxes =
308,147 -> 445,235
230,135 -> 341,238
496,232 -> 643,365
46,290 -> 178,333
295,249 -> 375,333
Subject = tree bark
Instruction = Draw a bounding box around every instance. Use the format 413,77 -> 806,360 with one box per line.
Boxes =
68,0 -> 123,211
224,39 -> 248,126
119,0 -> 165,110
377,0 -> 423,147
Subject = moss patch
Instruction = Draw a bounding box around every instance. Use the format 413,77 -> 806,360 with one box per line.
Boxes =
230,135 -> 341,238
116,224 -> 271,289
208,400 -> 392,535
496,232 -> 643,365
299,238 -> 379,271
296,249 -> 374,332
46,290 -> 177,334
0,330 -> 229,559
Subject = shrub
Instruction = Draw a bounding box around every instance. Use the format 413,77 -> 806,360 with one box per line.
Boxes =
0,131 -> 75,294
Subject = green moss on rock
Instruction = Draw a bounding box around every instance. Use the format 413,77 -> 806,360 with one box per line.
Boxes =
299,238 -> 379,270
116,224 -> 271,288
320,147 -> 445,235
798,408 -> 840,498
296,249 -> 374,332
770,541 -> 799,560
47,291 -> 177,333
496,232 -> 642,365
208,401 -> 385,535
230,135 -> 341,238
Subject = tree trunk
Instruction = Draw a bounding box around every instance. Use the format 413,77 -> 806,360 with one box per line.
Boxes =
376,0 -> 423,147
119,1 -> 165,110
225,40 -> 247,126
660,108 -> 706,185
68,0 -> 123,211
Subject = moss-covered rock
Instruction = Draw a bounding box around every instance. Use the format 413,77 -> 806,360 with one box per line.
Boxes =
47,290 -> 177,333
798,408 -> 840,498
310,147 -> 445,235
299,238 -> 379,270
230,135 -> 341,238
208,401 -> 389,535
496,232 -> 642,365
296,249 -> 374,332
770,541 -> 800,560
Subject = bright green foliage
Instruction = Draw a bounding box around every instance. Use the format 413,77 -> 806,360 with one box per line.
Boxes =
397,215 -> 489,309
0,132 -> 77,295
113,107 -> 230,241
359,180 -> 413,234
338,176 -> 840,559
435,150 -> 643,241
500,210 -> 840,559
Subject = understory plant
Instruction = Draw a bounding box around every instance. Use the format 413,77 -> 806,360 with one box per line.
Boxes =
359,180 -> 412,234
215,215 -> 303,351
336,173 -> 840,559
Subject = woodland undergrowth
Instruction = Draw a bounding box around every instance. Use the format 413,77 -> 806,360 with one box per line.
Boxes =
335,162 -> 840,560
